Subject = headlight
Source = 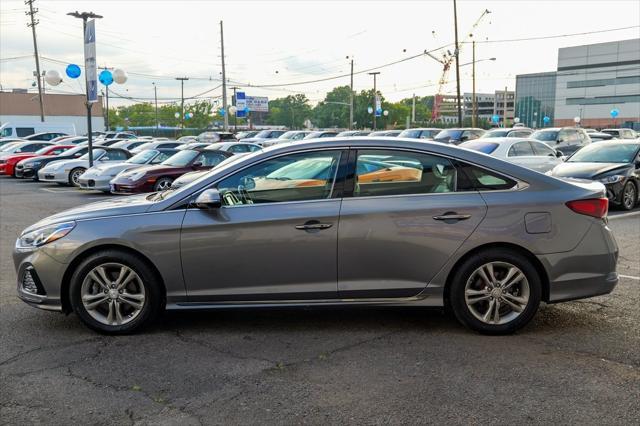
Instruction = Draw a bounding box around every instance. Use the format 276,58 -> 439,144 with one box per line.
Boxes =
16,221 -> 76,250
31,161 -> 41,167
597,175 -> 625,184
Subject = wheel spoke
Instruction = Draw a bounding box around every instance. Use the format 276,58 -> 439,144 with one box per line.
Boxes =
492,300 -> 501,323
502,271 -> 524,291
115,267 -> 135,290
501,296 -> 524,313
106,300 -> 116,324
88,271 -> 109,291
82,294 -> 109,310
96,266 -> 111,287
120,292 -> 144,310
477,267 -> 492,286
466,288 -> 489,296
467,294 -> 491,304
115,302 -> 124,325
482,300 -> 495,323
502,293 -> 528,306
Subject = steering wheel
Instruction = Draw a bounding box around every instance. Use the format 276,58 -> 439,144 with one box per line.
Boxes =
237,185 -> 253,204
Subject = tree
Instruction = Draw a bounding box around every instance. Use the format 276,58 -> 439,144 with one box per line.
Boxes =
266,94 -> 312,128
312,86 -> 352,128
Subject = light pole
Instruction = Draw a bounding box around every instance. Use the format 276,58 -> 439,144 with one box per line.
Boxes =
368,71 -> 380,129
453,0 -> 462,126
346,56 -> 354,130
176,77 -> 188,129
458,55 -> 496,127
153,82 -> 158,136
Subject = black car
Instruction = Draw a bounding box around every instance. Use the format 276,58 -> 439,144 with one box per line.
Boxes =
549,141 -> 640,210
15,145 -> 89,180
433,128 -> 485,144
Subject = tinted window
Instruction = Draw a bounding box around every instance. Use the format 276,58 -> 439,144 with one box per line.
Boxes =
460,141 -> 499,154
354,150 -> 456,197
159,143 -> 180,149
16,127 -> 35,137
568,144 -> 639,163
194,152 -> 229,167
216,150 -> 342,205
456,162 -> 517,191
531,141 -> 556,156
228,144 -> 248,153
105,150 -> 128,161
531,130 -> 558,142
508,142 -> 534,157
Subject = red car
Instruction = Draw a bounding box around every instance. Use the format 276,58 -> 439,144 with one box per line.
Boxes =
109,149 -> 232,194
0,145 -> 74,177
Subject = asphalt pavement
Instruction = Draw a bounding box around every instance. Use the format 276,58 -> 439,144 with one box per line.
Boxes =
1,177 -> 639,425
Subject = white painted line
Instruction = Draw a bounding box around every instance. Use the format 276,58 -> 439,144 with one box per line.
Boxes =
619,274 -> 640,280
609,211 -> 640,220
41,188 -> 77,193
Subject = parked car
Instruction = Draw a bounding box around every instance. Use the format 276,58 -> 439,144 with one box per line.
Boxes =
0,138 -> 24,148
0,141 -> 53,160
177,136 -> 198,143
204,142 -> 262,154
433,128 -> 485,144
109,149 -> 232,194
15,145 -> 90,180
109,139 -> 151,151
93,138 -> 126,147
234,130 -> 259,140
170,155 -> 248,189
303,130 -> 340,139
54,136 -> 88,145
460,138 -> 563,173
531,127 -> 591,156
481,128 -> 533,138
398,128 -> 442,140
79,149 -> 178,192
601,128 -> 637,139
177,142 -> 210,150
14,138 -> 618,334
262,131 -> 311,147
0,145 -> 74,177
336,130 -> 371,137
0,122 -> 75,139
99,131 -> 136,140
240,129 -> 286,145
38,147 -> 132,186
23,132 -> 69,141
548,141 -> 640,210
130,141 -> 185,154
197,132 -> 237,144
588,132 -> 615,142
368,130 -> 402,137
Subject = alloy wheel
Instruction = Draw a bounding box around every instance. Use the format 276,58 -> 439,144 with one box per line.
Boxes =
155,179 -> 171,191
622,182 -> 636,210
464,261 -> 530,325
80,262 -> 146,326
70,169 -> 85,186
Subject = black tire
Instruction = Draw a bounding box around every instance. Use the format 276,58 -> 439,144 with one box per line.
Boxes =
69,167 -> 86,187
69,250 -> 163,334
449,248 -> 541,335
620,181 -> 637,211
153,177 -> 173,192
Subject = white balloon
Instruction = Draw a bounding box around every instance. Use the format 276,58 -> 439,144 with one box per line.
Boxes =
113,68 -> 128,84
44,70 -> 62,86
228,106 -> 238,115
383,110 -> 389,116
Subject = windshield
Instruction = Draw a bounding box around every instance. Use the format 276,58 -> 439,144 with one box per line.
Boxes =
434,129 -> 463,140
399,129 -> 421,138
568,144 -> 639,163
161,150 -> 198,166
127,149 -> 158,164
255,130 -> 273,138
34,146 -> 53,155
61,146 -> 85,156
133,142 -> 153,151
482,130 -> 509,138
1,142 -> 20,152
279,131 -> 298,139
531,130 -> 558,142
461,141 -> 499,154
79,149 -> 106,160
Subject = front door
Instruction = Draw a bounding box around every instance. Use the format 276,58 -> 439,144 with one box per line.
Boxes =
180,149 -> 345,302
338,148 -> 487,298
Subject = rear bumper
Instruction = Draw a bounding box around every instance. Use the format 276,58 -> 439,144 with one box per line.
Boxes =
539,221 -> 619,303
78,175 -> 111,191
38,169 -> 68,183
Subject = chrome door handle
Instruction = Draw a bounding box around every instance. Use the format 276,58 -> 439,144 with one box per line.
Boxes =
433,214 -> 471,221
295,222 -> 333,230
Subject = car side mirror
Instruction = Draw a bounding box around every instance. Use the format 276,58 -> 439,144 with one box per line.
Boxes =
460,135 -> 469,142
555,151 -> 563,158
194,188 -> 221,209
192,162 -> 203,168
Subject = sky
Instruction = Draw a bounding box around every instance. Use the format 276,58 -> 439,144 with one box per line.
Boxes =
1,0 -> 639,108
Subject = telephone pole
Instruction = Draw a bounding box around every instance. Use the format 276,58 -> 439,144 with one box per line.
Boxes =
472,41 -> 477,128
412,93 -> 416,123
100,65 -> 113,130
153,82 -> 158,136
503,86 -> 508,127
220,20 -> 229,131
368,71 -> 380,129
26,0 -> 44,122
231,86 -> 238,131
348,57 -> 354,130
453,0 -> 463,126
176,77 -> 188,129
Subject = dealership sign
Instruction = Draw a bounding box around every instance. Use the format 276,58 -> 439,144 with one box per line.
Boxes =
246,96 -> 269,112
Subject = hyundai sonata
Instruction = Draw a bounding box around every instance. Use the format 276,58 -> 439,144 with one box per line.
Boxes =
14,138 -> 618,334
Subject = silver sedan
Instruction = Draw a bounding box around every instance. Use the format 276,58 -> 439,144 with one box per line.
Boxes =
14,138 -> 618,335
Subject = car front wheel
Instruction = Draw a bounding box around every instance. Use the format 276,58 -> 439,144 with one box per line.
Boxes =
69,250 -> 163,334
450,249 -> 541,335
69,167 -> 86,187
621,181 -> 637,211
153,177 -> 173,192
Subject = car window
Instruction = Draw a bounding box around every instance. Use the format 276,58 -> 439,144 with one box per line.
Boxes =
194,151 -> 229,167
455,162 -> 517,191
51,147 -> 69,155
16,127 -> 35,137
530,141 -> 556,156
159,143 -> 180,149
228,144 -> 248,153
246,144 -> 261,152
152,151 -> 173,163
354,150 -> 456,197
107,150 -> 128,161
216,150 -> 342,206
507,142 -> 534,157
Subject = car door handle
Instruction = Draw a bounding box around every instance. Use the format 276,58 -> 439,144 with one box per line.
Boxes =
295,221 -> 333,230
433,213 -> 472,221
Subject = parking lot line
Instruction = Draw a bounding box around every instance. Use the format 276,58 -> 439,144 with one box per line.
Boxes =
609,211 -> 640,220
41,188 -> 80,193
619,274 -> 640,280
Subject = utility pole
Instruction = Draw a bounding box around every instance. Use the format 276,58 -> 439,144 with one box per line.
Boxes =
348,57 -> 354,130
220,20 -> 229,131
472,41 -> 476,128
368,71 -> 380,129
26,0 -> 44,122
99,66 -> 113,130
176,77 -> 188,129
453,0 -> 463,126
231,86 -> 238,131
411,93 -> 416,123
153,82 -> 158,136
503,86 -> 508,127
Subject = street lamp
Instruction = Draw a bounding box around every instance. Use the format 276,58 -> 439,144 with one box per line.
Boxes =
461,50 -> 497,128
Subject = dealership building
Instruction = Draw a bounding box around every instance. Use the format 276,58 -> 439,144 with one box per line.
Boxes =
516,38 -> 640,129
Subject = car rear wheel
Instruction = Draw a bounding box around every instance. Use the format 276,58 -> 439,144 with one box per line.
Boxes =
621,181 -> 637,211
69,167 -> 86,187
153,177 -> 173,192
449,249 -> 541,335
69,250 -> 163,334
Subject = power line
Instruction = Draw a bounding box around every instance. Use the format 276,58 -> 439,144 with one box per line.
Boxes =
465,25 -> 640,44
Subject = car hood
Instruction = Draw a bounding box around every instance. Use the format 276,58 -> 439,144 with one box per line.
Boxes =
114,164 -> 191,180
24,193 -> 154,232
4,153 -> 36,161
550,162 -> 631,179
85,161 -> 138,176
41,158 -> 88,170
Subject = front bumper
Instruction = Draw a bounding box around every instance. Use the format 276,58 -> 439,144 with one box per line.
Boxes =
14,247 -> 69,312
78,174 -> 113,191
38,168 -> 68,183
109,178 -> 152,194
603,181 -> 626,205
0,163 -> 9,175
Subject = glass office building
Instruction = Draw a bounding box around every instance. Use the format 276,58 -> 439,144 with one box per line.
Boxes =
515,72 -> 557,128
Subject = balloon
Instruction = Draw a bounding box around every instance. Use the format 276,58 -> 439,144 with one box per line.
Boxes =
44,70 -> 62,86
219,108 -> 226,116
610,109 -> 619,118
228,106 -> 237,115
383,110 -> 389,116
65,64 -> 81,79
243,107 -> 249,114
99,70 -> 113,86
543,116 -> 551,124
513,117 -> 520,124
174,112 -> 180,118
573,116 -> 581,124
367,107 -> 373,114
113,69 -> 128,84
491,114 -> 500,123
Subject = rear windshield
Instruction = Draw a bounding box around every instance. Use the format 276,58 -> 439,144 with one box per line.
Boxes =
482,130 -> 508,138
434,129 -> 463,140
460,141 -> 499,154
531,130 -> 558,142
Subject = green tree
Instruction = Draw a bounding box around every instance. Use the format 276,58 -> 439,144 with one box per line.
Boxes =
312,86 -> 352,128
266,94 -> 312,128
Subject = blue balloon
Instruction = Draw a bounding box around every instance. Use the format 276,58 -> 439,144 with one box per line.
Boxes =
543,116 -> 551,124
66,64 -> 81,79
491,114 -> 500,123
99,70 -> 113,86
219,108 -> 226,117
243,107 -> 249,114
610,109 -> 619,118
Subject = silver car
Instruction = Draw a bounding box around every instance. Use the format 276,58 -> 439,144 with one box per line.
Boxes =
460,138 -> 564,173
14,138 -> 618,335
37,148 -> 131,186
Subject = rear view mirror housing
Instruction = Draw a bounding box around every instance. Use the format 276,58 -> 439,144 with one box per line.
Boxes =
194,188 -> 222,209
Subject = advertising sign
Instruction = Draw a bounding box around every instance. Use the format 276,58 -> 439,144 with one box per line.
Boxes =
375,95 -> 382,117
246,96 -> 269,112
84,19 -> 98,103
235,91 -> 247,117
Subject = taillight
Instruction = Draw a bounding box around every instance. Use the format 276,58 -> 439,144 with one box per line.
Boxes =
566,198 -> 608,218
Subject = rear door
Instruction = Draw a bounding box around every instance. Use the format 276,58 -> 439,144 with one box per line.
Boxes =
337,148 -> 487,298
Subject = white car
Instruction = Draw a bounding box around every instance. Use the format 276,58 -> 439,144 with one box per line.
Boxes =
460,137 -> 563,173
38,147 -> 131,186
